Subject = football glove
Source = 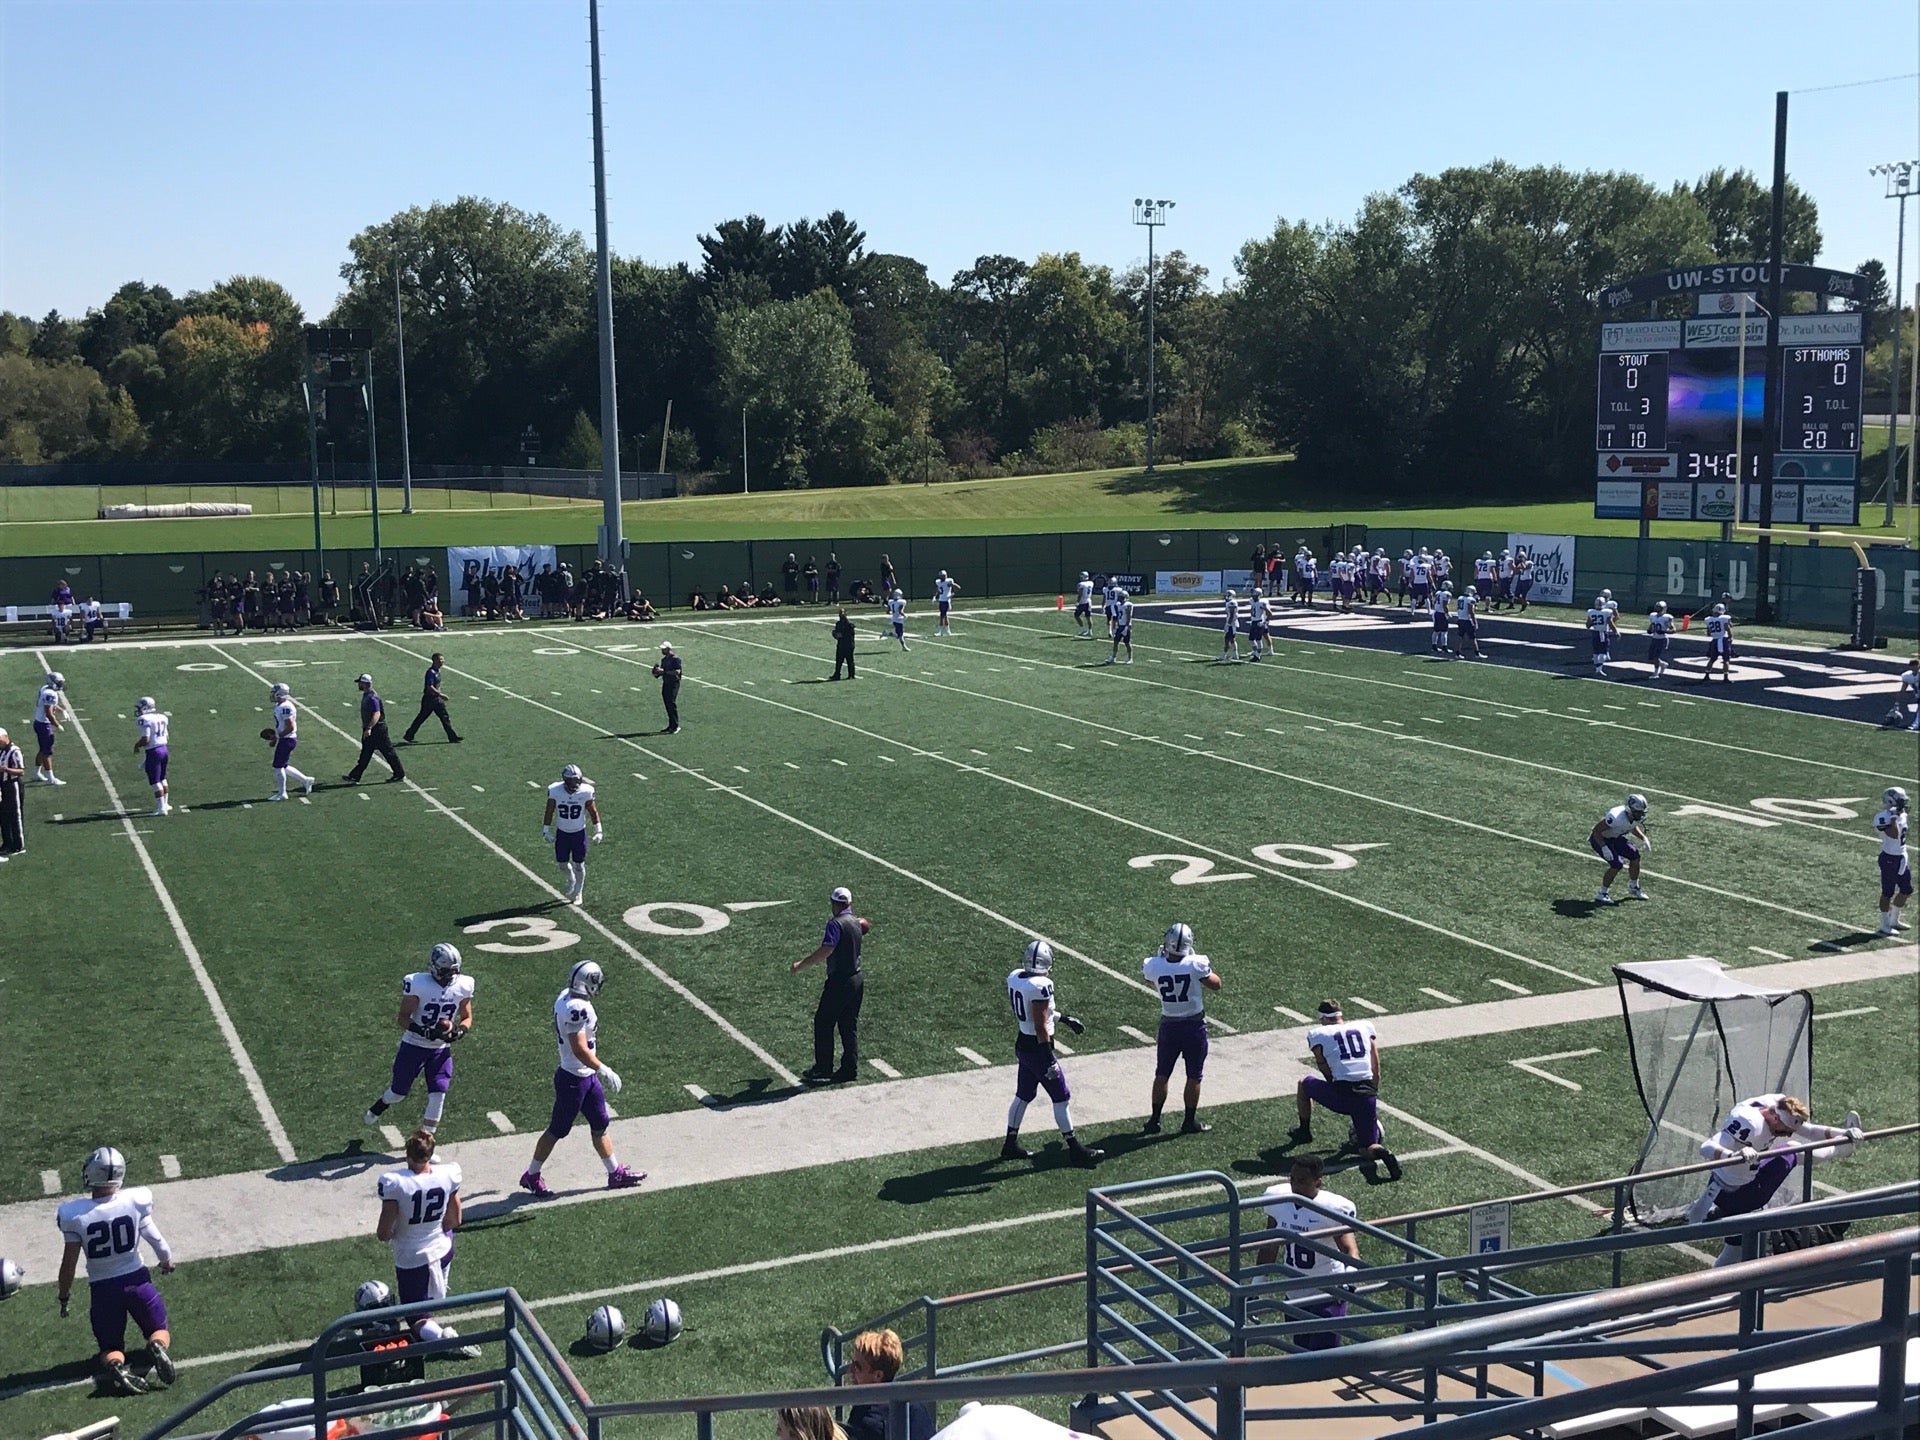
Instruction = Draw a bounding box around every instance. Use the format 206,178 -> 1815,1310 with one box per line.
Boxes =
542,826 -> 553,842
599,1065 -> 623,1095
1738,1145 -> 1762,1165
1060,1013 -> 1086,1036
259,727 -> 276,742
592,827 -> 604,844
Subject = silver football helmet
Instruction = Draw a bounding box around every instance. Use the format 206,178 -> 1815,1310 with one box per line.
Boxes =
1022,939 -> 1054,974
45,671 -> 64,690
270,682 -> 291,701
642,1297 -> 684,1345
1625,793 -> 1649,818
569,960 -> 605,997
1654,601 -> 1668,613
0,1257 -> 21,1299
561,763 -> 583,790
587,1304 -> 625,1350
82,1146 -> 126,1190
1162,922 -> 1195,958
1713,603 -> 1727,616
1885,787 -> 1909,812
355,1279 -> 393,1312
428,943 -> 462,984
135,696 -> 156,715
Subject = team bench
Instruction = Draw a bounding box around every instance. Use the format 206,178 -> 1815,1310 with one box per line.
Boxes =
1,602 -> 134,631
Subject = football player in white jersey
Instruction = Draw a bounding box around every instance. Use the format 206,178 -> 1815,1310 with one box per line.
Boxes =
1687,1094 -> 1861,1261
266,682 -> 315,801
132,697 -> 172,816
33,670 -> 67,784
887,589 -> 910,651
1884,656 -> 1919,729
1698,602 -> 1734,683
542,763 -> 603,904
1217,591 -> 1242,663
375,1128 -> 477,1354
1585,596 -> 1615,676
1454,586 -> 1481,660
56,1147 -> 176,1395
1001,941 -> 1102,1166
521,960 -> 643,1194
1074,572 -> 1096,637
1103,591 -> 1134,664
1646,602 -> 1676,680
1408,551 -> 1433,615
1254,1153 -> 1361,1350
933,570 -> 959,636
364,943 -> 475,1135
1247,587 -> 1272,661
1292,1000 -> 1400,1181
1428,585 -> 1452,653
1589,792 -> 1650,904
1875,786 -> 1911,935
1142,922 -> 1222,1134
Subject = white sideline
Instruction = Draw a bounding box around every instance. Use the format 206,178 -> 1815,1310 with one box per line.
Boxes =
205,644 -> 800,1089
700,624 -> 1859,936
37,650 -> 297,1164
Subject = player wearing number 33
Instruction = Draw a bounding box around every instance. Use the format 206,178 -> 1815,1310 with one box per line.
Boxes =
55,1146 -> 176,1396
375,1128 -> 477,1356
1293,1000 -> 1402,1182
1142,923 -> 1222,1135
364,943 -> 474,1136
543,763 -> 603,906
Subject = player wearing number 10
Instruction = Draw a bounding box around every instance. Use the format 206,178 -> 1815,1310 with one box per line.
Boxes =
55,1146 -> 176,1396
365,944 -> 475,1135
1293,1000 -> 1401,1182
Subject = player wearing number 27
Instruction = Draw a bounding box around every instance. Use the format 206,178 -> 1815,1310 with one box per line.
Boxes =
1142,922 -> 1221,1135
1293,1000 -> 1401,1182
56,1146 -> 176,1396
365,943 -> 474,1135
543,763 -> 602,905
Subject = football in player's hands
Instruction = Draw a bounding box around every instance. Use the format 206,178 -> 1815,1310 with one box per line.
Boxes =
431,1018 -> 456,1042
1060,1013 -> 1086,1035
858,916 -> 870,934
259,727 -> 276,742
651,664 -> 663,677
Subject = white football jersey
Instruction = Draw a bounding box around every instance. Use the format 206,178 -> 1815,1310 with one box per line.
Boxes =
137,712 -> 170,747
1076,579 -> 1094,608
1900,670 -> 1920,696
1705,613 -> 1732,642
1410,559 -> 1431,584
1648,612 -> 1675,636
1222,598 -> 1239,631
1116,599 -> 1134,628
1143,952 -> 1212,1018
1307,1018 -> 1377,1083
553,990 -> 599,1075
888,595 -> 907,624
274,700 -> 298,736
1875,808 -> 1909,858
1475,558 -> 1495,581
1704,1095 -> 1803,1182
547,781 -> 595,832
935,576 -> 958,604
1433,590 -> 1452,615
1007,969 -> 1054,1038
1251,597 -> 1270,627
377,1162 -> 461,1269
1587,606 -> 1612,634
400,971 -> 475,1049
56,1187 -> 165,1283
1455,593 -> 1475,622
1596,804 -> 1638,839
1261,1182 -> 1358,1281
35,685 -> 62,723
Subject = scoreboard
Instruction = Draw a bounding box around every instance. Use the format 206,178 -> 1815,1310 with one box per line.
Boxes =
1595,312 -> 1864,525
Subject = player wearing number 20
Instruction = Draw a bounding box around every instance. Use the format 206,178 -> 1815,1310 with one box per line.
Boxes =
56,1147 -> 176,1396
365,943 -> 474,1135
543,763 -> 602,905
1142,923 -> 1222,1135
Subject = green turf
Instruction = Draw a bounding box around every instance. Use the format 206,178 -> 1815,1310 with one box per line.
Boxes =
2,607 -> 1914,1433
4,456 -> 1915,555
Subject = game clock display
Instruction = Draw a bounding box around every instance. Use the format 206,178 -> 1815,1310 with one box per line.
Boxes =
1779,345 -> 1862,453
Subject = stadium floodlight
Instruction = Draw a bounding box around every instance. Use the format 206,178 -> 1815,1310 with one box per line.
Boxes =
302,325 -> 380,567
1132,199 -> 1175,472
1870,161 -> 1918,526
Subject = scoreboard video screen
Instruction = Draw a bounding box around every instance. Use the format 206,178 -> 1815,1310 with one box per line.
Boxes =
1595,312 -> 1864,524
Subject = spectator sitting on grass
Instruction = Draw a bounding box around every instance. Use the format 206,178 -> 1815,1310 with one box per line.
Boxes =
844,1329 -> 935,1440
757,583 -> 783,607
418,594 -> 445,631
848,578 -> 877,604
625,593 -> 656,622
689,591 -> 710,611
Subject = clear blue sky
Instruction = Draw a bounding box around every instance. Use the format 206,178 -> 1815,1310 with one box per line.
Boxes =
2,0 -> 1914,322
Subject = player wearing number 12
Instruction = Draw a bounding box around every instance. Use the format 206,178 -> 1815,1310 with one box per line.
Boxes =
376,1128 -> 476,1355
364,943 -> 475,1135
543,763 -> 603,905
1142,922 -> 1222,1135
55,1146 -> 176,1396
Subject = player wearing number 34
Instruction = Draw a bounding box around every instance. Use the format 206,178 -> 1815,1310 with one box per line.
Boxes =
56,1146 -> 176,1397
364,943 -> 475,1136
543,763 -> 603,906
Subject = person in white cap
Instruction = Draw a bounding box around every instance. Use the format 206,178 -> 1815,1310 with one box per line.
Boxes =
651,642 -> 683,733
791,885 -> 869,1084
343,674 -> 405,784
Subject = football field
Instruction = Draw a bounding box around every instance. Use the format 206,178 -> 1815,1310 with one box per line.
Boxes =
1,603 -> 1915,1436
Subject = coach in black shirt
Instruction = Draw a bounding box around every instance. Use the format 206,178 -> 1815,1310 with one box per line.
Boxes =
402,651 -> 463,744
654,642 -> 682,733
791,885 -> 866,1084
830,608 -> 857,680
343,673 -> 405,783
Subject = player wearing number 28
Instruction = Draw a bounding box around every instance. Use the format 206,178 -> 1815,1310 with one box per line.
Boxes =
365,943 -> 475,1135
543,763 -> 603,905
56,1146 -> 176,1396
1294,1000 -> 1401,1182
1142,923 -> 1222,1135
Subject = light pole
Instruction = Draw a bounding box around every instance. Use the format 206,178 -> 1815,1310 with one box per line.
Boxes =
1133,198 -> 1173,472
1870,161 -> 1918,525
588,0 -> 625,587
392,247 -> 414,514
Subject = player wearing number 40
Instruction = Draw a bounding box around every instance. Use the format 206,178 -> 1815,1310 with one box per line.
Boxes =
365,944 -> 475,1136
543,763 -> 603,905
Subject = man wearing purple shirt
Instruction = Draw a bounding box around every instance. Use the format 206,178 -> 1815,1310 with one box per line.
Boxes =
791,885 -> 868,1084
343,673 -> 405,784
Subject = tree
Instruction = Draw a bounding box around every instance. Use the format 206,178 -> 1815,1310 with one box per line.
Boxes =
1690,168 -> 1822,263
715,291 -> 884,488
154,314 -> 301,459
554,409 -> 603,469
1858,258 -> 1892,347
0,354 -> 144,463
698,215 -> 783,307
27,310 -> 79,363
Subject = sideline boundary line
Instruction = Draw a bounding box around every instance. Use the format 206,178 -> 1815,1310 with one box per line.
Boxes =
38,650 -> 298,1164
540,630 -> 1595,988
207,644 -> 800,1087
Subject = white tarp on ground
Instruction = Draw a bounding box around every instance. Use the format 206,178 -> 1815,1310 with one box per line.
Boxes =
99,502 -> 253,519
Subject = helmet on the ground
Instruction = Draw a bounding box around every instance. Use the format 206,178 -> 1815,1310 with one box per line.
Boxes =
428,943 -> 462,984
0,1257 -> 21,1299
82,1147 -> 126,1190
587,1304 -> 625,1350
569,960 -> 605,998
355,1279 -> 392,1312
1163,922 -> 1195,958
642,1297 -> 683,1345
1022,939 -> 1054,973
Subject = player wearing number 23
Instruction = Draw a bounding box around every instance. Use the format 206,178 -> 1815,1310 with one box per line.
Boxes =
56,1146 -> 176,1396
1142,922 -> 1222,1135
365,943 -> 475,1135
1293,1000 -> 1401,1182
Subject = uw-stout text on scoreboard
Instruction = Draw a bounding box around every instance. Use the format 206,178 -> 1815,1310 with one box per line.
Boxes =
1594,311 -> 1864,526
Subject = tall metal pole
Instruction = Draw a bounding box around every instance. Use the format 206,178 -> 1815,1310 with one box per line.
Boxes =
1888,192 -> 1905,527
1755,90 -> 1786,624
589,0 -> 625,575
364,346 -> 382,566
742,408 -> 749,494
393,250 -> 414,514
1145,219 -> 1157,472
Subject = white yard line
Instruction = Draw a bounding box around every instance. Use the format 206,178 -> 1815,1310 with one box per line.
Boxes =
223,641 -> 800,1088
42,650 -> 298,1164
1508,1048 -> 1602,1092
1420,987 -> 1462,1005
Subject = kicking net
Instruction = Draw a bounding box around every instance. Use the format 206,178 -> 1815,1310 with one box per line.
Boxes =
1613,958 -> 1811,1224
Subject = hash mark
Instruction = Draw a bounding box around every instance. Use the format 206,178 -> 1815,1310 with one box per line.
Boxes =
40,1170 -> 60,1195
1266,727 -> 1285,736
868,1058 -> 902,1078
1222,730 -> 1245,738
1749,946 -> 1791,959
1348,996 -> 1387,1014
683,1085 -> 716,1107
1118,1024 -> 1154,1044
1419,987 -> 1461,1005
830,758 -> 848,767
1183,733 -> 1205,741
1637,702 -> 1661,708
471,784 -> 485,792
970,748 -> 990,757
379,1125 -> 406,1149
1566,706 -> 1590,713
1816,1007 -> 1881,1021
632,772 -> 647,781
783,762 -> 801,770
1015,745 -> 1033,753
1099,739 -> 1120,747
1488,977 -> 1532,995
160,1154 -> 181,1179
877,755 -> 895,763
955,1046 -> 991,1068
1275,1006 -> 1313,1024
1055,742 -> 1074,749
733,765 -> 750,774
487,1111 -> 515,1134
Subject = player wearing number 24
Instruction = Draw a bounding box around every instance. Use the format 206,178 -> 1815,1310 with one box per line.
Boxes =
364,943 -> 475,1136
56,1146 -> 177,1396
